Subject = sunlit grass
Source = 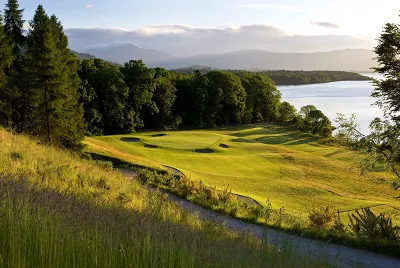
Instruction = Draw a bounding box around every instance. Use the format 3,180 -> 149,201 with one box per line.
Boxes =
85,124 -> 399,223
0,128 -> 331,267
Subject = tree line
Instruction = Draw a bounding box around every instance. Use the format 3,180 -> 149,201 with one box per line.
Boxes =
0,1 -> 335,150
173,68 -> 370,86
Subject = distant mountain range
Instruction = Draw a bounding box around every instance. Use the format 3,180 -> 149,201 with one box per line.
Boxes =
85,44 -> 177,66
82,43 -> 376,71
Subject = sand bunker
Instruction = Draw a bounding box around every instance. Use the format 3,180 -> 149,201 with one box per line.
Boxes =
219,144 -> 229,148
152,133 -> 167,137
120,137 -> 140,143
194,149 -> 215,154
144,144 -> 159,149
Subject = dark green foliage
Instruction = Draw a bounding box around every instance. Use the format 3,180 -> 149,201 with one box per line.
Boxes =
257,70 -> 370,86
175,69 -> 370,86
349,208 -> 400,242
175,70 -> 247,128
120,60 -> 157,129
4,0 -> 25,54
142,68 -> 181,130
174,72 -> 209,127
279,101 -> 296,123
0,14 -> 12,88
240,73 -> 281,123
297,105 -> 332,137
25,5 -> 84,149
79,59 -> 131,135
0,0 -> 29,132
205,71 -> 247,125
373,21 -> 400,124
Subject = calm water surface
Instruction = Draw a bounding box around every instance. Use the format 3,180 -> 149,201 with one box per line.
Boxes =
278,73 -> 384,133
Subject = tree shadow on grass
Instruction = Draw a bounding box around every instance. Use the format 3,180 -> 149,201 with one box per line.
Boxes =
0,174 -> 274,267
230,127 -> 316,146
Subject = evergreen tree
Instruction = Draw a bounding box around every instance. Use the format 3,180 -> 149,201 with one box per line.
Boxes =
0,13 -> 12,89
1,0 -> 27,131
0,13 -> 14,126
25,5 -> 84,149
4,0 -> 24,53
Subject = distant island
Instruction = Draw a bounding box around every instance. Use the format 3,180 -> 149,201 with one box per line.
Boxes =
172,68 -> 371,86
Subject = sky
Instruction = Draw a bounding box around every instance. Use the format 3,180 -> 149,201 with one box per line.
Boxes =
14,0 -> 400,56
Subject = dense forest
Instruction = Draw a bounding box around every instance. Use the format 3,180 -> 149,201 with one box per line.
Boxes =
174,67 -> 371,85
0,1 -> 336,150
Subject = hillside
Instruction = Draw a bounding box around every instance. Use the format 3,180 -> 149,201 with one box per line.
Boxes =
158,49 -> 376,71
0,128 -> 329,267
85,43 -> 177,66
84,45 -> 376,71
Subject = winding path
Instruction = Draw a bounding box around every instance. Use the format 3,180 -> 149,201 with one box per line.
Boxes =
119,168 -> 400,268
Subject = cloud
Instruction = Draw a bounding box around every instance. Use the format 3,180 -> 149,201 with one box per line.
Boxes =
237,4 -> 301,11
65,24 -> 373,57
84,4 -> 92,8
311,22 -> 340,29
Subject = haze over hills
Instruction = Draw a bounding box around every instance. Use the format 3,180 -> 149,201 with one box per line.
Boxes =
83,43 -> 376,71
85,43 -> 177,67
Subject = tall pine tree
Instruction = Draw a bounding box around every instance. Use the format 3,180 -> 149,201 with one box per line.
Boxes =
26,5 -> 84,149
0,14 -> 14,120
2,0 -> 30,132
4,0 -> 24,53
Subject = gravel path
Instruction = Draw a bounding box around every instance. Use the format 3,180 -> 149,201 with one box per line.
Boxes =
118,168 -> 400,268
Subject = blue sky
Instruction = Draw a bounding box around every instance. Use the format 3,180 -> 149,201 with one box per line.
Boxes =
13,0 -> 400,55
16,0 -> 400,37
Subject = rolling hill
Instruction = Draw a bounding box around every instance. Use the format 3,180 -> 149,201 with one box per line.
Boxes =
85,43 -> 177,66
157,49 -> 376,71
82,44 -> 376,71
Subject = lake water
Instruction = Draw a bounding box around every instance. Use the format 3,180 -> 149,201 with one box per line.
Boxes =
278,73 -> 384,133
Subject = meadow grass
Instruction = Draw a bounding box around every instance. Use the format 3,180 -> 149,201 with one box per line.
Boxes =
85,124 -> 400,223
0,128 -> 332,267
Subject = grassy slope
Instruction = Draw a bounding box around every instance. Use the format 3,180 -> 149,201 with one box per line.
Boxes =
85,124 -> 400,222
0,128 -> 329,267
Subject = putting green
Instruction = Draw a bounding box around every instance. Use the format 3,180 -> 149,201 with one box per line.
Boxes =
85,124 -> 400,222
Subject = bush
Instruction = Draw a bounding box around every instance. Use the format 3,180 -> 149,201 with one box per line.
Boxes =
349,208 -> 400,242
308,206 -> 335,229
319,126 -> 333,138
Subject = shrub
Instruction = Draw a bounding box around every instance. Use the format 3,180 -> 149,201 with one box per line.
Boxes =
308,206 -> 335,229
218,185 -> 233,204
176,176 -> 200,198
349,208 -> 400,242
10,151 -> 23,161
319,126 -> 333,138
333,212 -> 346,234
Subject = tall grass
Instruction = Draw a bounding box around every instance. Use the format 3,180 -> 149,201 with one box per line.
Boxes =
0,129 -> 330,267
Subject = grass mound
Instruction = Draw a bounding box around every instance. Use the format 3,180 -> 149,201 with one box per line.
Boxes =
0,128 -> 330,267
120,137 -> 140,142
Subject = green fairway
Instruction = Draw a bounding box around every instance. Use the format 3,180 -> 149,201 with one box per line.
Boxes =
85,124 -> 400,221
